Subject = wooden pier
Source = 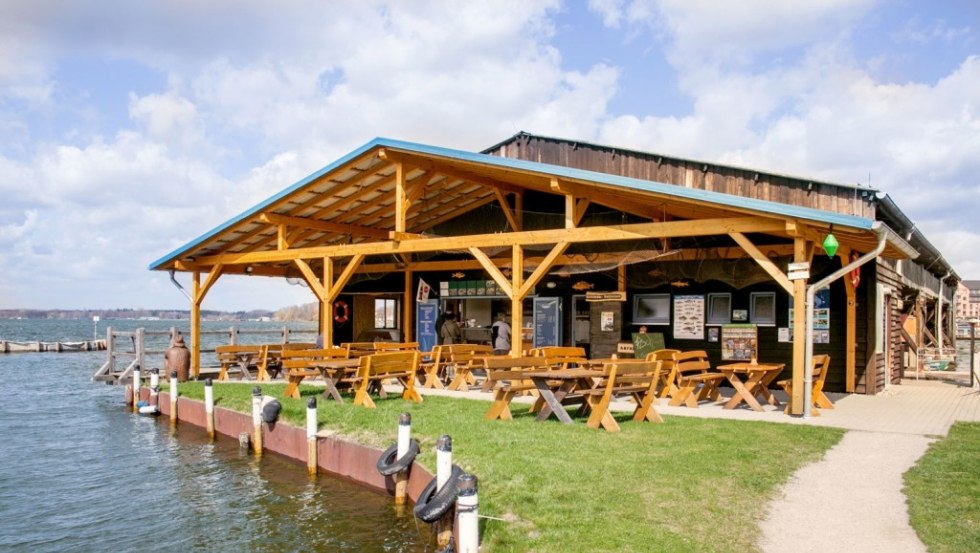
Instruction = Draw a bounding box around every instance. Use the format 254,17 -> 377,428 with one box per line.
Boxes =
1,339 -> 106,353
91,325 -> 316,384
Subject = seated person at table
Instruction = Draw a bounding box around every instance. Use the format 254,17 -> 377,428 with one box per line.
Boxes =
440,312 -> 462,345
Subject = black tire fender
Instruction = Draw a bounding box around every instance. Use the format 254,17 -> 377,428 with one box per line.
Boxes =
413,464 -> 464,523
376,439 -> 420,476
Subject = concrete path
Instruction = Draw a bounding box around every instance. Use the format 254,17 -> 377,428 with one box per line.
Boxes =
757,431 -> 933,553
417,377 -> 980,552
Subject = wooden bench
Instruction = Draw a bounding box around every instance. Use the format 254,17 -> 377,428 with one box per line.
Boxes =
352,351 -> 423,409
584,359 -> 664,432
280,347 -> 350,400
779,354 -> 833,415
215,344 -> 263,380
422,344 -> 492,390
668,350 -> 725,407
529,346 -> 587,369
645,348 -> 681,399
483,357 -> 554,420
446,345 -> 495,391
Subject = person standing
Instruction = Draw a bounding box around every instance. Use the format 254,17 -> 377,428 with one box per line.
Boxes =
440,312 -> 462,345
491,312 -> 512,355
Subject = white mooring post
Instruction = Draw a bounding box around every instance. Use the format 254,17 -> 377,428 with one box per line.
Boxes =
251,386 -> 263,458
204,379 -> 215,441
169,370 -> 178,426
395,412 -> 412,505
456,473 -> 479,553
132,364 -> 141,413
306,397 -> 318,476
436,435 -> 454,548
149,368 -> 159,408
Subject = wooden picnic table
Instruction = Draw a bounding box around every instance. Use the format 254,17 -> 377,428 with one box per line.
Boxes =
716,362 -> 784,411
313,358 -> 363,402
524,368 -> 603,424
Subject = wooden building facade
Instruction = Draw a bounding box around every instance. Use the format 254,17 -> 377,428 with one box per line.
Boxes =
150,134 -> 951,414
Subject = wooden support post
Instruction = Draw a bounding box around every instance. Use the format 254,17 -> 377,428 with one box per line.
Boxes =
511,245 -> 524,356
306,398 -> 318,476
323,257 -> 334,347
840,249 -> 858,393
404,269 -> 413,343
191,272 -> 201,378
618,264 -> 626,293
790,238 -> 808,415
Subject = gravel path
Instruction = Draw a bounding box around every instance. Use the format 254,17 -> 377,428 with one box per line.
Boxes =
757,431 -> 934,553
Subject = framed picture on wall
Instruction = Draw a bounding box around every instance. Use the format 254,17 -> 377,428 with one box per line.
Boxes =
732,309 -> 748,322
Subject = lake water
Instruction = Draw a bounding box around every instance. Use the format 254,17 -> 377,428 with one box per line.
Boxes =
0,319 -> 434,552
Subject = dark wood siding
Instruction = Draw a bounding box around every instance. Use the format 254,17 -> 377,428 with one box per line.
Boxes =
487,135 -> 875,218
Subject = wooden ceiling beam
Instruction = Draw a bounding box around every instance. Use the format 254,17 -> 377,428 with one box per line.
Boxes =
193,216 -> 787,266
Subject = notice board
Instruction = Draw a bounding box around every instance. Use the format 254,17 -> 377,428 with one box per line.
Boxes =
533,297 -> 562,348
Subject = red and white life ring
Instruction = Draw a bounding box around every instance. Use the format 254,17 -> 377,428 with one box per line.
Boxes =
333,300 -> 349,324
849,251 -> 861,288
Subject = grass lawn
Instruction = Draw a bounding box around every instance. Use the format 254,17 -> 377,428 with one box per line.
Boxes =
904,422 -> 980,553
170,381 -> 842,552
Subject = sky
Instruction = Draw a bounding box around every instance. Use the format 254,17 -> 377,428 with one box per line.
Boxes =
1,0 -> 978,312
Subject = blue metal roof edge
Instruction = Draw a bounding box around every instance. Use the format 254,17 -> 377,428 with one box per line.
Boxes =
150,136 -> 874,270
148,138 -> 388,270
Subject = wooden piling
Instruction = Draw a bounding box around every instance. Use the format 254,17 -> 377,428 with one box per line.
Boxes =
306,397 -> 318,476
435,435 -> 454,548
251,386 -> 263,458
395,413 -> 411,505
204,379 -> 215,441
169,370 -> 178,427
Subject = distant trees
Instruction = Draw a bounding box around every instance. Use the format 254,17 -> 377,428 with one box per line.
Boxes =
274,303 -> 318,321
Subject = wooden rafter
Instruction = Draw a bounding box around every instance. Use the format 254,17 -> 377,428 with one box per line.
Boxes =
469,247 -> 514,299
519,242 -> 569,298
494,188 -> 520,231
380,149 -> 527,196
293,259 -> 326,299
260,213 -> 389,240
729,232 -> 793,294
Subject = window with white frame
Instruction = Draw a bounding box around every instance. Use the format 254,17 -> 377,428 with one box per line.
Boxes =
374,298 -> 398,329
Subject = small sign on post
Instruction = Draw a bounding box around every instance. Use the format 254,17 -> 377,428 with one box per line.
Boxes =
787,262 -> 810,281
93,315 -> 101,340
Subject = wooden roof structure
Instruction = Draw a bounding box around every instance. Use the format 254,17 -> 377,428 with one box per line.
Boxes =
151,137 -> 913,274
150,137 -> 917,413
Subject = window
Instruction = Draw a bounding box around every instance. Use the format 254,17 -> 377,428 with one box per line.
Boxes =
750,292 -> 776,326
374,298 -> 398,329
632,294 -> 671,325
706,293 -> 732,325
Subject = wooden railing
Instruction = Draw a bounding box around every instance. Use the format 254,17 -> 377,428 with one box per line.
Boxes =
92,325 -> 317,384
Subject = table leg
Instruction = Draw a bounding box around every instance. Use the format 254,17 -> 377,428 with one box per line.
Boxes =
723,372 -> 765,411
533,379 -> 576,423
320,371 -> 344,403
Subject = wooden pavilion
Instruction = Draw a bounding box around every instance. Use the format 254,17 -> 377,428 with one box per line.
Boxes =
150,136 -> 928,415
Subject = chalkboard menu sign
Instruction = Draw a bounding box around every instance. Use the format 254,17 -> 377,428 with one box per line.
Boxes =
533,297 -> 562,348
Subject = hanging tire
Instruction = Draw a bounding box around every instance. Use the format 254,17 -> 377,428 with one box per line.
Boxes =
413,464 -> 464,523
376,439 -> 420,476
